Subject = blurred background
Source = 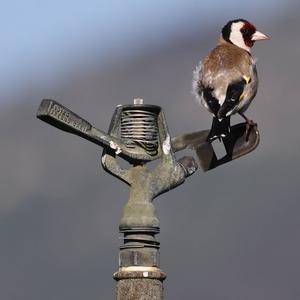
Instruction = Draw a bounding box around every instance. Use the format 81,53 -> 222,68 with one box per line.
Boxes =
1,1 -> 300,299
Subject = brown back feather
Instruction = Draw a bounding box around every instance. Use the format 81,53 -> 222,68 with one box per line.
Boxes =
201,38 -> 254,88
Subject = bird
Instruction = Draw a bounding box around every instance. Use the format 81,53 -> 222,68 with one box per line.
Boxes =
193,19 -> 269,142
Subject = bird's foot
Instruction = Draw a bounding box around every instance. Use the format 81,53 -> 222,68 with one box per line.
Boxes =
245,119 -> 257,141
207,133 -> 227,143
207,117 -> 231,143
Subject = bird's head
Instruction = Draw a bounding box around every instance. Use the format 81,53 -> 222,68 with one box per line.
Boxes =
222,19 -> 269,52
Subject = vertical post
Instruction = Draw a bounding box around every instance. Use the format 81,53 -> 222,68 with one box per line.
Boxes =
112,164 -> 167,299
114,267 -> 166,300
114,227 -> 166,299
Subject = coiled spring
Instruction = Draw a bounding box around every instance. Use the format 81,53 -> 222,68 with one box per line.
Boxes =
120,108 -> 159,156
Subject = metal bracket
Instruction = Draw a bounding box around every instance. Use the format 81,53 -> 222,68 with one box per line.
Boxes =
172,122 -> 260,171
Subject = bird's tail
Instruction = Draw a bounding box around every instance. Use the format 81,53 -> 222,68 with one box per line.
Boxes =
207,117 -> 231,142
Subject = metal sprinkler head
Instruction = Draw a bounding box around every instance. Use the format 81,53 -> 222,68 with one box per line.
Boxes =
37,98 -> 198,268
36,96 -> 260,299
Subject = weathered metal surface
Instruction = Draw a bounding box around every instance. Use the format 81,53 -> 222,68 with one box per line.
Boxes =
37,99 -> 259,173
36,98 -> 260,300
36,99 -> 198,299
172,122 -> 260,171
100,102 -> 197,300
101,107 -> 198,230
36,99 -> 161,162
101,104 -> 197,281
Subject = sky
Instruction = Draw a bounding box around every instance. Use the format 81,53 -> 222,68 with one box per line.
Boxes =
0,0 -> 295,103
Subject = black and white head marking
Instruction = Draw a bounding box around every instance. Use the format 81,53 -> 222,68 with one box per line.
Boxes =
222,19 -> 257,52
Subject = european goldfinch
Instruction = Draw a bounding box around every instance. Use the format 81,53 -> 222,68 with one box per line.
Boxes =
193,19 -> 269,142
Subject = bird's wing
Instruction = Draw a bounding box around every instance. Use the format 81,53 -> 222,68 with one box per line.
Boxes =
237,64 -> 258,114
193,61 -> 222,115
218,61 -> 258,118
217,75 -> 252,119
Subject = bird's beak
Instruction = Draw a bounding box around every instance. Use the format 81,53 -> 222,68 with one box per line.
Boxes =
252,31 -> 270,41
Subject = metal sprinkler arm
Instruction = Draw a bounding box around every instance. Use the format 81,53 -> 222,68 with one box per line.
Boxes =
101,151 -> 132,185
150,111 -> 197,199
36,99 -> 259,173
171,122 -> 260,171
36,99 -> 159,163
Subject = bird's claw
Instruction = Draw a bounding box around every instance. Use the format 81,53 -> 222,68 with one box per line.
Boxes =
245,120 -> 257,141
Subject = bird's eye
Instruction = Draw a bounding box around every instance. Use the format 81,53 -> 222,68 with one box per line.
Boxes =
241,28 -> 252,37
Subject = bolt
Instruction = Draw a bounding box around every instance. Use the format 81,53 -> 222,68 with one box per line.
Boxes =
133,98 -> 144,105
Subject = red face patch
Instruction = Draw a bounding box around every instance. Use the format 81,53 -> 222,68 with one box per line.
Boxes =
241,22 -> 257,48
